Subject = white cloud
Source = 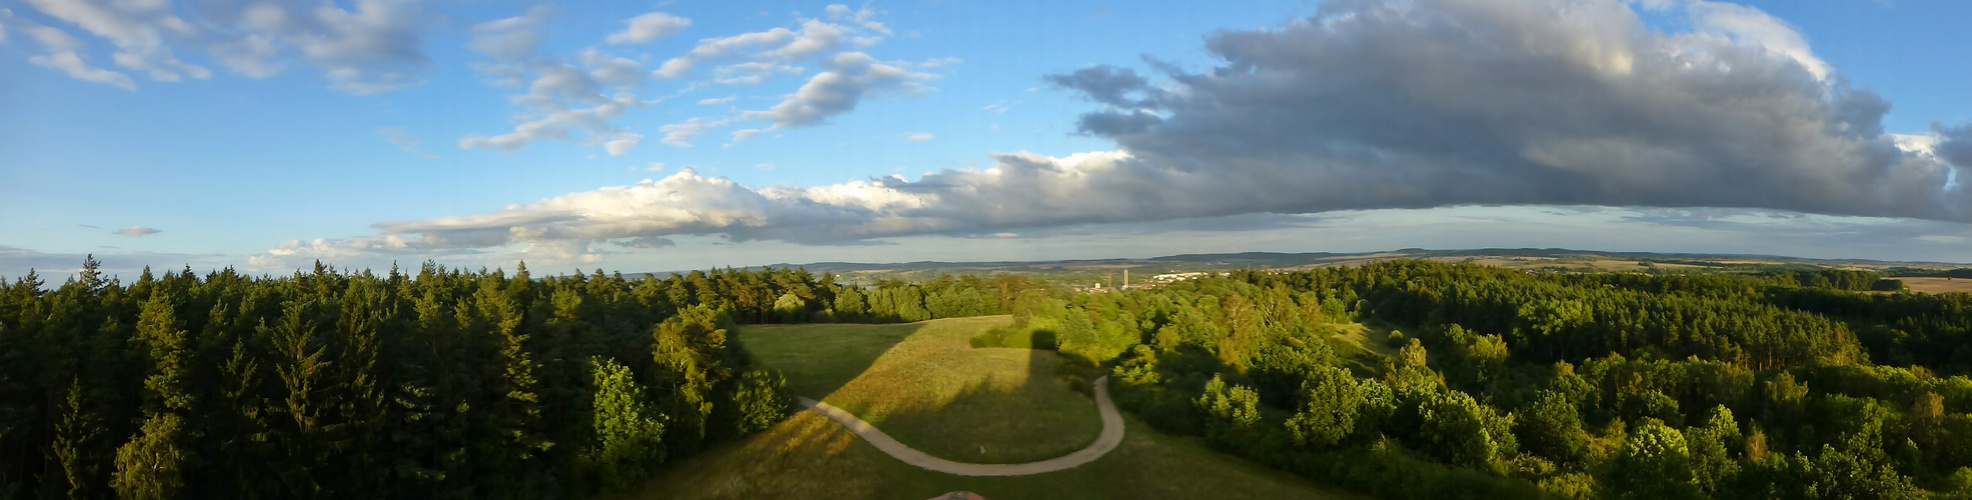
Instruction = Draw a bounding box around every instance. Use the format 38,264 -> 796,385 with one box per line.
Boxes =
460,93 -> 647,153
647,162 -> 668,172
468,6 -> 550,61
25,24 -> 83,51
21,0 -> 209,83
1685,0 -> 1831,81
906,133 -> 933,142
17,0 -> 432,93
739,52 -> 935,129
606,12 -> 690,45
604,133 -> 643,156
580,49 -> 647,88
711,61 -> 802,85
29,51 -> 132,89
651,8 -> 887,81
983,101 -> 1013,116
378,127 -> 438,159
657,117 -> 738,148
697,95 -> 738,106
1892,133 -> 1940,158
114,226 -> 160,237
908,57 -> 961,69
645,6 -> 942,149
462,41 -> 667,154
652,28 -> 795,79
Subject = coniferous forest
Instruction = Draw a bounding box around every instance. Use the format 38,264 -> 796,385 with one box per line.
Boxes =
8,256 -> 1972,499
0,257 -> 1029,499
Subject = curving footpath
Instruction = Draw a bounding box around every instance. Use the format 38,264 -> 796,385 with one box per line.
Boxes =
798,376 -> 1124,477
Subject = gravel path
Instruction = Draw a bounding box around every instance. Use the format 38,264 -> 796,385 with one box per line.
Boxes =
798,376 -> 1124,477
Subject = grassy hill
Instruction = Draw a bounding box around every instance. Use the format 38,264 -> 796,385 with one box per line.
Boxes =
621,316 -> 1366,499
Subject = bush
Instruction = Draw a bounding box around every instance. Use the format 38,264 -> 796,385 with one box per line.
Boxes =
729,369 -> 793,436
1387,331 -> 1408,348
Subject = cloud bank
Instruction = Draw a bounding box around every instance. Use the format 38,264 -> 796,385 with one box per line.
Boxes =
6,0 -> 433,93
255,0 -> 1972,268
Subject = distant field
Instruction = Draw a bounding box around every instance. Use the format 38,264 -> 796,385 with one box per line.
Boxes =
624,317 -> 1364,500
1897,277 -> 1972,294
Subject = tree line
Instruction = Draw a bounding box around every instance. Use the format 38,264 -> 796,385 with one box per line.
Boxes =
0,257 -> 1030,499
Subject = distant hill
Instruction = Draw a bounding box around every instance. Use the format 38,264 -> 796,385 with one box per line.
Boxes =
629,247 -> 1971,285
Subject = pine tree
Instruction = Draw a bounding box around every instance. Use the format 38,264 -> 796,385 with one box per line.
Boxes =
136,291 -> 193,412
47,379 -> 106,499
268,300 -> 329,497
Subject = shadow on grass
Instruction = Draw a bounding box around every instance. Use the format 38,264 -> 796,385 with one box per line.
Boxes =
742,322 -> 931,400
746,317 -> 1106,465
861,346 -> 1105,463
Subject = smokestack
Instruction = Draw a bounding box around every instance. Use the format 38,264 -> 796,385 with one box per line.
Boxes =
1123,269 -> 1129,290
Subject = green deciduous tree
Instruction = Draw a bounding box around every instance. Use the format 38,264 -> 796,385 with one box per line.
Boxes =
1517,390 -> 1588,465
1287,366 -> 1363,449
582,357 -> 666,492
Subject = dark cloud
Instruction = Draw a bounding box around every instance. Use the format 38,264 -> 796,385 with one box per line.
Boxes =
1054,0 -> 1965,221
1938,124 -> 1972,174
1044,66 -> 1157,108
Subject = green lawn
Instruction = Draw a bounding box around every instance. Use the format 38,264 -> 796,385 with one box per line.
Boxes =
621,317 -> 1369,500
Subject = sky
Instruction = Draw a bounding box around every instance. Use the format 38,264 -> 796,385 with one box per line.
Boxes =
2,0 -> 1971,279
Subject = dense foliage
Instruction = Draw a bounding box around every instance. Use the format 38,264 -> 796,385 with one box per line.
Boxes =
0,257 -> 1027,498
1006,261 -> 1972,499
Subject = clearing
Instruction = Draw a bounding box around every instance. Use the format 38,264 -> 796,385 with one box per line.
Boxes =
622,316 -> 1364,499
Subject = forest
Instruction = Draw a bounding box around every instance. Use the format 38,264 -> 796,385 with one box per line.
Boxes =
6,256 -> 1972,499
994,263 -> 1972,499
0,257 -> 1030,499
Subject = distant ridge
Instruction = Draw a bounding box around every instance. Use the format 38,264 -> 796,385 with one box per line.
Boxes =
628,247 -> 1970,277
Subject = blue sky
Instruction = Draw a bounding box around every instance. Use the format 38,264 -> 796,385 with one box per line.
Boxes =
2,0 -> 1970,278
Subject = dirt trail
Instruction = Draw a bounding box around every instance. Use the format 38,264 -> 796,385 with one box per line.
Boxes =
797,376 -> 1124,477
